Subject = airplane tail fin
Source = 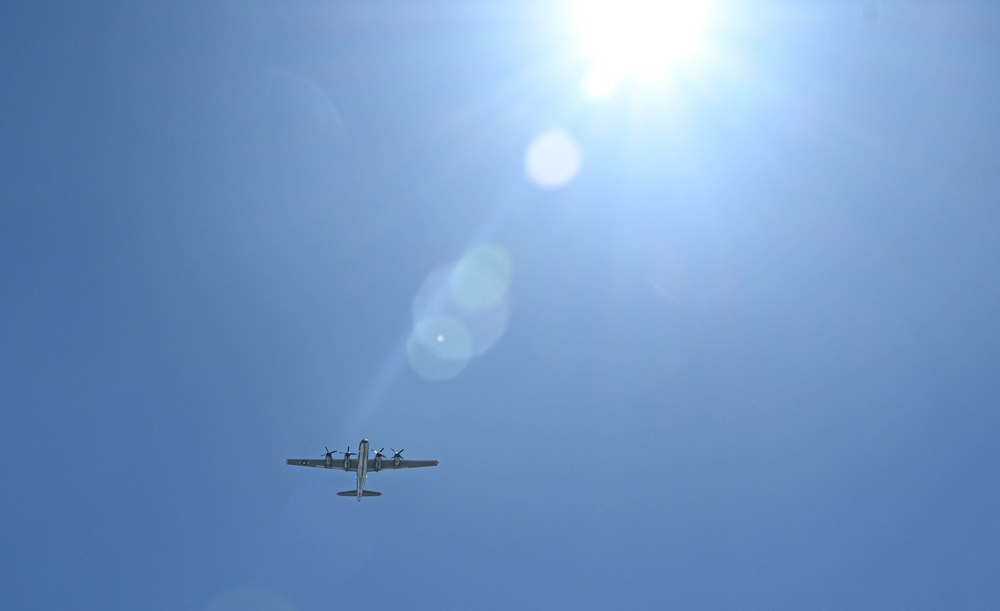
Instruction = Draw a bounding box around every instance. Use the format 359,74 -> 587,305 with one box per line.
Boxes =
336,490 -> 381,497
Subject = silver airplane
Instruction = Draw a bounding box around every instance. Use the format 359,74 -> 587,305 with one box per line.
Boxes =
285,439 -> 439,502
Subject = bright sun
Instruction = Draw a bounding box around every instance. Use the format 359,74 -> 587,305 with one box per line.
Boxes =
573,0 -> 711,96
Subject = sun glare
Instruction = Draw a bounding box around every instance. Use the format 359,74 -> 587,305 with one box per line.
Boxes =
573,0 -> 711,94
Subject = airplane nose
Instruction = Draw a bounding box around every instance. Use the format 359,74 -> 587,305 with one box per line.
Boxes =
361,438 -> 368,443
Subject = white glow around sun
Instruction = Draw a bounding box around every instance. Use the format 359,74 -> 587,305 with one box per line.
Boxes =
574,0 -> 711,93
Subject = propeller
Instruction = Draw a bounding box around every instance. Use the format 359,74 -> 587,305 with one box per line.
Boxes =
373,448 -> 386,458
343,445 -> 355,458
322,446 -> 340,460
391,448 -> 404,460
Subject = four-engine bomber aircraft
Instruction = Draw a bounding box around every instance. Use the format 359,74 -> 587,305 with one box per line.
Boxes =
285,439 -> 439,501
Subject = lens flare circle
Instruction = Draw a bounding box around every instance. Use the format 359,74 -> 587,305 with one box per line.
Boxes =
524,129 -> 582,190
407,244 -> 514,380
406,316 -> 473,380
449,244 -> 513,311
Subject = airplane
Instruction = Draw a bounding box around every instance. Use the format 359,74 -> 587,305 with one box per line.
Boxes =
285,439 -> 439,502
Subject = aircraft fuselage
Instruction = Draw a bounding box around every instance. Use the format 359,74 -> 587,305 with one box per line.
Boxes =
354,439 -> 369,502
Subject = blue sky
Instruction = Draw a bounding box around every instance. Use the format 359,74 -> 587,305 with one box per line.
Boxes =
2,1 -> 999,609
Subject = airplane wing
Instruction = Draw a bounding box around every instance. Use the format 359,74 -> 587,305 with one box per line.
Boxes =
285,458 -> 358,470
284,458 -> 439,470
369,459 -> 439,470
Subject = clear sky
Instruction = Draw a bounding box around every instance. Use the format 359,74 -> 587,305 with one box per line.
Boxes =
3,1 -> 999,609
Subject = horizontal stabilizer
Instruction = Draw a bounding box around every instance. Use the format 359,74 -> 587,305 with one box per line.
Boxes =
337,490 -> 381,497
